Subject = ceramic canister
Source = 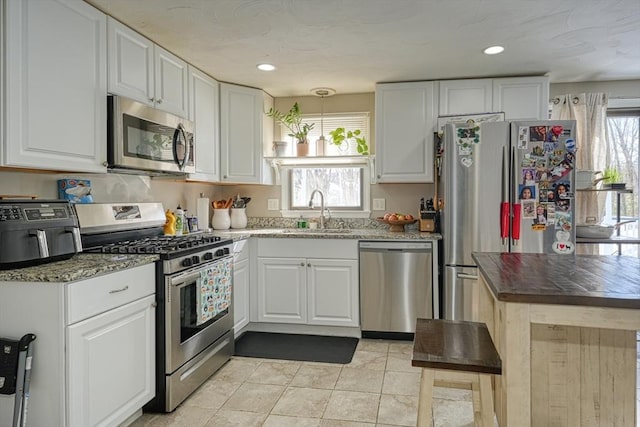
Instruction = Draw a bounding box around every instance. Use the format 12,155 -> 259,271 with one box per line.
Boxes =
211,208 -> 231,230
230,208 -> 247,229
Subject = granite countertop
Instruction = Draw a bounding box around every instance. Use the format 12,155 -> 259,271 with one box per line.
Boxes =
210,228 -> 442,242
0,253 -> 159,283
472,252 -> 640,309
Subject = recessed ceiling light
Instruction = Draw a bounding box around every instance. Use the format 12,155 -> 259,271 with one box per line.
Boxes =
257,63 -> 276,71
483,46 -> 505,55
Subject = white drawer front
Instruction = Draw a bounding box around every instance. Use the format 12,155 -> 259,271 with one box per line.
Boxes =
66,263 -> 155,324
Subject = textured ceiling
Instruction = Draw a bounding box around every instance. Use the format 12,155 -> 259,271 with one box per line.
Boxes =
85,0 -> 640,97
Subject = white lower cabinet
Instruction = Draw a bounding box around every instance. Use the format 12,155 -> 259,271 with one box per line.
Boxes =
255,239 -> 359,327
232,239 -> 250,334
67,295 -> 155,427
0,263 -> 155,427
257,258 -> 307,323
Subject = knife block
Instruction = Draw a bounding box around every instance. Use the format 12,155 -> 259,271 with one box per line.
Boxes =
419,210 -> 436,232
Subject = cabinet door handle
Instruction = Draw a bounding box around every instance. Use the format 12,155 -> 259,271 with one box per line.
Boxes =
307,263 -> 311,267
109,285 -> 129,294
300,262 -> 305,267
151,302 -> 158,308
156,98 -> 163,104
149,97 -> 155,103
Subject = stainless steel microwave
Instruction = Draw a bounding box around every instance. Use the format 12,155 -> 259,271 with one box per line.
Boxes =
108,95 -> 195,174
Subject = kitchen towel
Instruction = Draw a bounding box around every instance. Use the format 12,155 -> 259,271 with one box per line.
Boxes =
197,258 -> 232,325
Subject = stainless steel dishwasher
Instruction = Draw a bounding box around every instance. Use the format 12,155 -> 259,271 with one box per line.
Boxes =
359,240 -> 437,338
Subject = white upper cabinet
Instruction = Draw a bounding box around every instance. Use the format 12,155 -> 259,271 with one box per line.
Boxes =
2,0 -> 107,173
439,79 -> 493,115
219,83 -> 273,184
107,17 -> 188,118
375,81 -> 436,183
438,76 -> 550,120
492,76 -> 550,120
187,66 -> 220,182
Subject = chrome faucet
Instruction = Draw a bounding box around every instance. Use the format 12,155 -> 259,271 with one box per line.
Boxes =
308,189 -> 327,228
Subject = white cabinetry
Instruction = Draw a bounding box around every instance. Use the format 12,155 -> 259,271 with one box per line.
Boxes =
255,239 -> 359,327
438,76 -> 549,120
375,82 -> 436,183
0,263 -> 155,427
220,83 -> 274,184
439,79 -> 493,116
492,77 -> 549,120
187,66 -> 220,182
2,0 -> 107,173
107,17 -> 188,118
233,239 -> 250,334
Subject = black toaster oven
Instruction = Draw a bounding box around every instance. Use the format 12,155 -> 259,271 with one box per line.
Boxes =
0,199 -> 82,269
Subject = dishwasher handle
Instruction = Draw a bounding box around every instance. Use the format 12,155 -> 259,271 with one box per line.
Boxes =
359,241 -> 433,251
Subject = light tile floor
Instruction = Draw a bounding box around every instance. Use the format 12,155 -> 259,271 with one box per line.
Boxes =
129,339 -> 479,427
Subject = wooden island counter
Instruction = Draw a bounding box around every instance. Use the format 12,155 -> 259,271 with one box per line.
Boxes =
472,252 -> 640,427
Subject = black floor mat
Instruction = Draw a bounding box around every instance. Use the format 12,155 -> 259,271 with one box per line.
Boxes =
234,331 -> 359,364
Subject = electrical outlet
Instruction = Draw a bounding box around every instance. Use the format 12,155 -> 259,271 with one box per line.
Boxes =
373,198 -> 386,211
267,199 -> 279,210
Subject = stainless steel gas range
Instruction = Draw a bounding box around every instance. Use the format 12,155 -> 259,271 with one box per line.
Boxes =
75,202 -> 234,413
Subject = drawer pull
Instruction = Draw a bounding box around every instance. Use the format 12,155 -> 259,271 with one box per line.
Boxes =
109,285 -> 129,294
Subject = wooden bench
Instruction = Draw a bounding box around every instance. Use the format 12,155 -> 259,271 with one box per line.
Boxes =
411,318 -> 502,426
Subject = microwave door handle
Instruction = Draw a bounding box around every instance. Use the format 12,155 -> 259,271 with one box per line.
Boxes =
29,229 -> 50,258
173,124 -> 189,171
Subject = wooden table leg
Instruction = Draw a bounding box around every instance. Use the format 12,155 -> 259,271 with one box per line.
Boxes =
417,369 -> 434,427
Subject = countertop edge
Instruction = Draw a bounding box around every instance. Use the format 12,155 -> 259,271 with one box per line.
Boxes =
472,252 -> 640,309
0,253 -> 159,283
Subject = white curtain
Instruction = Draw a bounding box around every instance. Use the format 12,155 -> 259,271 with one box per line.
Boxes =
551,93 -> 608,255
551,93 -> 609,223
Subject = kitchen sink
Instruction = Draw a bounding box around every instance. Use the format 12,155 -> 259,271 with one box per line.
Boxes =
281,228 -> 353,234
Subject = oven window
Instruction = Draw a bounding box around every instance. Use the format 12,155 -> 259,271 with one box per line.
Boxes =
180,281 -> 228,342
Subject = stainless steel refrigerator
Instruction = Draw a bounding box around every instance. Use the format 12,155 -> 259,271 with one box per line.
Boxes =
442,120 -> 577,320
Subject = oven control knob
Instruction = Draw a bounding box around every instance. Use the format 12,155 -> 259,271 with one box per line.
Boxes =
192,255 -> 200,264
203,252 -> 213,260
223,247 -> 230,255
214,249 -> 224,257
182,258 -> 192,267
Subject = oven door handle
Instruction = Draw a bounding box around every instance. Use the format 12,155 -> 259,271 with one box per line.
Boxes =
169,256 -> 232,287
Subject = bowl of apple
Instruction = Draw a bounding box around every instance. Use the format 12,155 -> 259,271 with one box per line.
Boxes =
377,213 -> 417,232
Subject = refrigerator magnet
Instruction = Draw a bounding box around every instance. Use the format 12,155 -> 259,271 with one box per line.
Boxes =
546,203 -> 556,224
460,157 -> 473,167
521,200 -> 535,219
552,240 -> 575,254
533,204 -> 548,226
530,126 -> 547,142
518,184 -> 536,200
555,211 -> 571,231
517,126 -> 529,149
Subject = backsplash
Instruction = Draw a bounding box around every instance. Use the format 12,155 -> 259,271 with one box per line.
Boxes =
246,216 -> 417,231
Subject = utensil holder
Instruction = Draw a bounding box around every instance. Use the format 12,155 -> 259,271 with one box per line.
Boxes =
211,208 -> 231,230
230,208 -> 247,229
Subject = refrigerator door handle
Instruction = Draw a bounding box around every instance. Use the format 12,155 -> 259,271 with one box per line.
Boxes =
511,145 -> 521,245
456,272 -> 479,280
500,146 -> 510,244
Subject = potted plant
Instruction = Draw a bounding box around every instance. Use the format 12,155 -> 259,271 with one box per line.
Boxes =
328,128 -> 369,155
266,102 -> 314,156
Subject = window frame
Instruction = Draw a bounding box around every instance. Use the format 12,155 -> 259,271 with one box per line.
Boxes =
279,161 -> 372,219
